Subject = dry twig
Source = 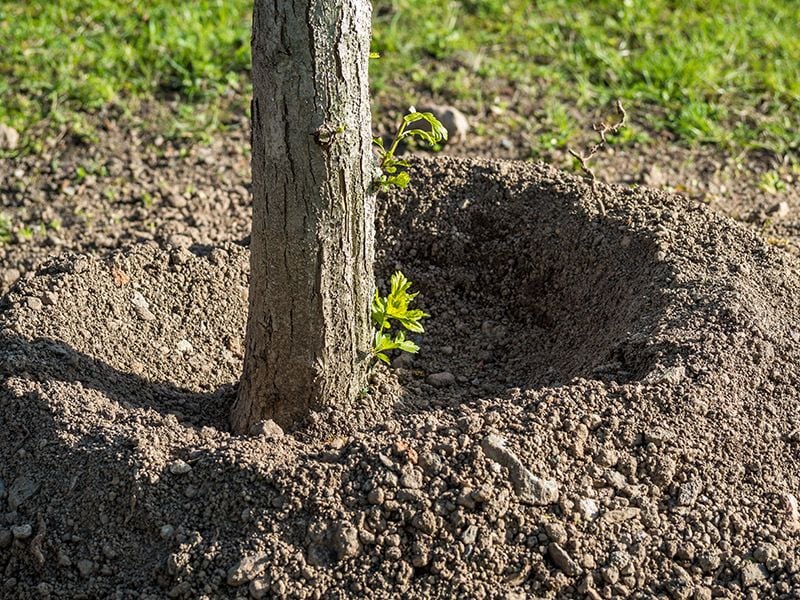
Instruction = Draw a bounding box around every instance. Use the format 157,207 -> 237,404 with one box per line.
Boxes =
568,100 -> 628,212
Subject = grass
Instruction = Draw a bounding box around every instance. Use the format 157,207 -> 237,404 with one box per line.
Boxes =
1,0 -> 798,154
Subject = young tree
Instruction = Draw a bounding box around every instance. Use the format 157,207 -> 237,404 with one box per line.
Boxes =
231,0 -> 375,433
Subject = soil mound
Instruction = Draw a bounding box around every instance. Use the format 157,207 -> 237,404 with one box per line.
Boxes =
2,157 -> 800,599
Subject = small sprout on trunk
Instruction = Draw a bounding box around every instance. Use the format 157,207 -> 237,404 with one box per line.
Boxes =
371,271 -> 429,365
373,107 -> 448,190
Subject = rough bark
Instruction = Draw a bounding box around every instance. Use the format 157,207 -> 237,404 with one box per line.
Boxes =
231,0 -> 375,433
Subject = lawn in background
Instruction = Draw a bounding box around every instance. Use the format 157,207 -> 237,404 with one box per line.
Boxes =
1,0 -> 798,154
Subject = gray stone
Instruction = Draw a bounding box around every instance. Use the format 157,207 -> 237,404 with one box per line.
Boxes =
168,459 -> 192,475
426,372 -> 455,387
11,524 -> 32,539
131,291 -> 156,321
0,124 -> 19,150
332,521 -> 360,560
0,529 -> 11,548
740,562 -> 767,587
768,201 -> 790,219
160,525 -> 175,539
249,578 -> 271,599
26,297 -> 43,311
77,559 -> 95,577
643,426 -> 676,446
8,476 -> 39,510
549,543 -> 580,576
227,553 -> 269,586
249,419 -> 284,438
643,365 -> 686,386
481,434 -> 559,505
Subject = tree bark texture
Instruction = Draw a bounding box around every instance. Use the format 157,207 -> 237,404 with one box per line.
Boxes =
231,0 -> 375,433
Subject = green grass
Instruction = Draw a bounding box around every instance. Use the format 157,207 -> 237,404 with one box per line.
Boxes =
0,0 -> 251,149
1,0 -> 798,154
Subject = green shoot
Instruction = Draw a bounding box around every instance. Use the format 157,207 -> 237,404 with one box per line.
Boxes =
371,271 -> 429,365
373,107 -> 448,190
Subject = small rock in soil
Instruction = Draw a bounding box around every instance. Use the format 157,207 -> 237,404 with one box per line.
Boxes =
549,543 -> 581,576
168,459 -> 192,475
249,419 -> 284,438
11,524 -> 32,539
226,553 -> 269,587
0,123 -> 19,150
426,371 -> 455,387
740,562 -> 767,587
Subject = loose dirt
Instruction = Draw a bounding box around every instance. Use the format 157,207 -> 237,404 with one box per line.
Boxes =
2,157 -> 800,599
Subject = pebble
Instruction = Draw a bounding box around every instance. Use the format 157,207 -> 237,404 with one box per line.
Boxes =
643,426 -> 676,446
548,543 -> 580,576
176,339 -> 194,354
578,498 -> 600,521
332,521 -> 360,560
169,459 -> 192,475
131,291 -> 156,322
77,559 -> 95,577
8,476 -> 39,510
740,562 -> 766,587
227,553 -> 269,586
0,529 -> 11,548
481,434 -> 559,505
426,372 -> 455,387
249,419 -> 284,438
26,296 -> 43,311
249,578 -> 270,599
0,123 -> 19,150
768,201 -> 790,219
11,524 -> 32,539
160,525 -> 175,540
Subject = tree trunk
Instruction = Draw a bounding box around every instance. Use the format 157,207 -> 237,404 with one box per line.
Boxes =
231,0 -> 375,433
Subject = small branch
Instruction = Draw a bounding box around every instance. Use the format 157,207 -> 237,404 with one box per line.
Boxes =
568,100 -> 628,211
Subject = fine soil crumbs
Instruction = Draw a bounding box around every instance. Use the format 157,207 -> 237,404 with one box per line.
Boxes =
2,157 -> 800,599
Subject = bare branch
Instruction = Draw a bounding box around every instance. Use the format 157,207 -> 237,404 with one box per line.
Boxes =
567,100 -> 627,212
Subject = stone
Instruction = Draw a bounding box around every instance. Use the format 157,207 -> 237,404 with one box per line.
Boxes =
677,480 -> 702,506
176,339 -> 194,355
0,529 -> 11,548
426,372 -> 455,387
26,297 -> 43,311
332,521 -> 360,560
131,291 -> 156,321
169,459 -> 192,475
77,559 -> 95,577
249,578 -> 270,599
249,419 -> 284,438
0,123 -> 19,150
768,201 -> 790,219
643,365 -> 686,386
8,476 -> 39,510
11,524 -> 32,539
160,525 -> 175,539
400,465 -> 423,489
544,521 -> 568,545
481,434 -> 559,505
548,543 -> 580,577
227,553 -> 269,586
740,562 -> 767,587
578,498 -> 600,521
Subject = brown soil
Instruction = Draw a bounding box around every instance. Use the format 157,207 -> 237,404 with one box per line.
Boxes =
2,156 -> 800,599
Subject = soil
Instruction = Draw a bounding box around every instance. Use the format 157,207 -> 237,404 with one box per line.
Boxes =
2,155 -> 800,599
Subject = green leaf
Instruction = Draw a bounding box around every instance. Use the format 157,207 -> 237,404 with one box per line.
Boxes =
369,52 -> 381,59
375,352 -> 390,364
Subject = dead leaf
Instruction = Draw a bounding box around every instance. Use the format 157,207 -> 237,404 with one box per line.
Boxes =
112,267 -> 130,287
